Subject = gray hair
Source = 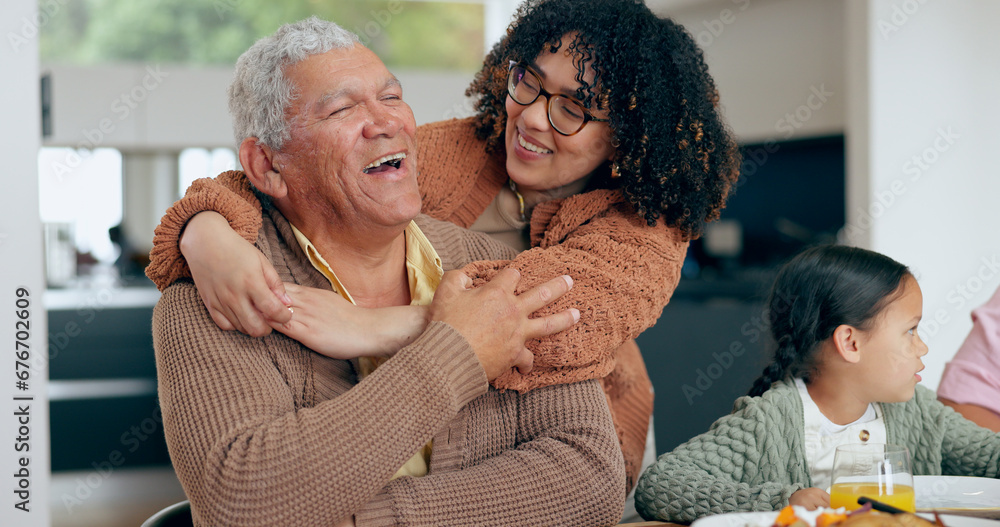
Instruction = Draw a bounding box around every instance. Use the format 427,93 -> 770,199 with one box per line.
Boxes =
228,16 -> 360,150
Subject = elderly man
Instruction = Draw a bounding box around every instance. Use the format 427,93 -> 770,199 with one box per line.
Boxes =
151,17 -> 625,526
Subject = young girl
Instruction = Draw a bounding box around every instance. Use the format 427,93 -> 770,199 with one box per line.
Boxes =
634,245 -> 1000,523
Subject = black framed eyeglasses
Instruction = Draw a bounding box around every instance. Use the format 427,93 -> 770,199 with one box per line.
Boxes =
507,61 -> 609,136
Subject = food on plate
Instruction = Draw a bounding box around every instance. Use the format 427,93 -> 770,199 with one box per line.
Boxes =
767,505 -> 944,527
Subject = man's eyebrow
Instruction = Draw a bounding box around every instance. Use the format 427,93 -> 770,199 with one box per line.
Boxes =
313,76 -> 402,113
314,89 -> 349,113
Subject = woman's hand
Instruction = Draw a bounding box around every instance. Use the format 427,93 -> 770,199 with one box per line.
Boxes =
180,211 -> 292,336
272,283 -> 430,359
788,487 -> 830,510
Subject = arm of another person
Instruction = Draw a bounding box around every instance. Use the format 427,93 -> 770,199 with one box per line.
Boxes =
355,379 -> 626,526
177,210 -> 433,357
147,171 -> 262,290
937,400 -> 1000,432
154,283 -> 486,526
938,285 -> 1000,431
634,395 -> 806,523
463,196 -> 688,390
148,174 -> 687,390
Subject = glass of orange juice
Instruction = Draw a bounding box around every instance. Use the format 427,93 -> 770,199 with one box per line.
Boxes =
830,443 -> 915,512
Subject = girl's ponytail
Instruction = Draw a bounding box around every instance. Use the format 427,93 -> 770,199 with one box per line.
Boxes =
747,336 -> 796,397
746,245 -> 910,397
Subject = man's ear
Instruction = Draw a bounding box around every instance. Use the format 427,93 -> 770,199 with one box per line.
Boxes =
239,138 -> 287,199
831,324 -> 863,364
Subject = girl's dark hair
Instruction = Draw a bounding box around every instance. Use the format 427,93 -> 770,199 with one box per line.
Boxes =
466,0 -> 740,237
746,245 -> 911,397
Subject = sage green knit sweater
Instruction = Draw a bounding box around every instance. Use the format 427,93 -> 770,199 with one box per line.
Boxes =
634,379 -> 1000,522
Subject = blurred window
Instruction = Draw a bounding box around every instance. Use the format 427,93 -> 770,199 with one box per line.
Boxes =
38,148 -> 123,264
179,148 -> 238,197
39,0 -> 484,71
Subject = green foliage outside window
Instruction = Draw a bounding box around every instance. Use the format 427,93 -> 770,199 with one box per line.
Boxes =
40,0 -> 484,70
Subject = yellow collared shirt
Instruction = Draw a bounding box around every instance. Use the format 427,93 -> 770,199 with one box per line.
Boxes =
290,221 -> 443,479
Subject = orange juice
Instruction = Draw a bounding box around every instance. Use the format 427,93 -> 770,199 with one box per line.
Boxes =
829,482 -> 916,512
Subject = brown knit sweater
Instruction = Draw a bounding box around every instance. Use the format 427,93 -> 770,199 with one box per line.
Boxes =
147,117 -> 689,490
153,206 -> 626,526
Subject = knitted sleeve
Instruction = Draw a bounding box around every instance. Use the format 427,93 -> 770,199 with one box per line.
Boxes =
460,192 -> 688,392
153,282 -> 488,526
415,118 -> 507,228
634,392 -> 806,523
915,386 -> 1000,477
146,171 -> 263,290
355,379 -> 627,526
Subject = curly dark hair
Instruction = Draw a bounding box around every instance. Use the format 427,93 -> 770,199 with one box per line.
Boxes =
466,0 -> 741,236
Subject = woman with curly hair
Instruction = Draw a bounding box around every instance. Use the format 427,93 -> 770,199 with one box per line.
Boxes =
146,0 -> 739,509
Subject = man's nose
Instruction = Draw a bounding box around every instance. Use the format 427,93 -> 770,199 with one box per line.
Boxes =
363,102 -> 404,139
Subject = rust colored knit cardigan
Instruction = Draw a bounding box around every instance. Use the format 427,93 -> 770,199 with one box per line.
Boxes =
146,117 -> 689,489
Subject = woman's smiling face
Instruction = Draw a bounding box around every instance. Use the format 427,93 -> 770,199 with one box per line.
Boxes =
504,36 -> 616,192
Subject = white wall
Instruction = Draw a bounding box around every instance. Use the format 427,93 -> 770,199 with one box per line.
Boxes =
43,64 -> 234,150
845,0 -> 1000,390
42,64 -> 475,150
652,0 -> 845,143
0,1 -> 51,524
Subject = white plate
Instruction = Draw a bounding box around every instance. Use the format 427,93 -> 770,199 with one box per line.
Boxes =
916,476 -> 1000,518
690,510 -> 1000,527
690,510 -> 778,527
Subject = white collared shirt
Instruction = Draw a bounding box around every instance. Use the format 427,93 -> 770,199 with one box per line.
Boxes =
795,378 -> 887,490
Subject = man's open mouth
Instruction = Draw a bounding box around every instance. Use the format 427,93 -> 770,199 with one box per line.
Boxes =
363,152 -> 406,174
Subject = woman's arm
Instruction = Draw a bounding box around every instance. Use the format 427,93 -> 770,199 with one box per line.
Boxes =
171,209 -> 430,358
147,171 -> 263,289
178,210 -> 291,336
463,193 -> 688,391
150,173 -> 686,390
938,397 -> 1000,432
